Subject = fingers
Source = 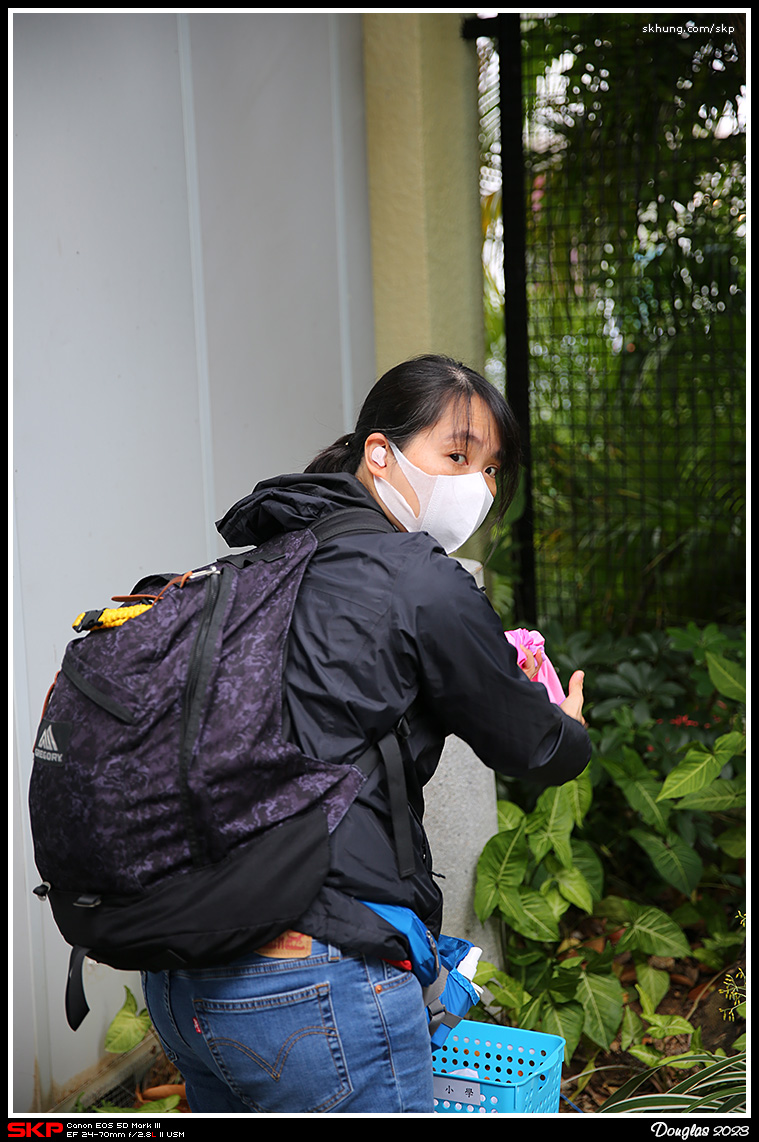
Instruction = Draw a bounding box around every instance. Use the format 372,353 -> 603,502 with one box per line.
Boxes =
561,671 -> 586,725
568,670 -> 584,694
519,646 -> 543,681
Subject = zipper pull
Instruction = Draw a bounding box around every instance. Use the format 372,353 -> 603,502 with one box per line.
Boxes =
189,566 -> 221,580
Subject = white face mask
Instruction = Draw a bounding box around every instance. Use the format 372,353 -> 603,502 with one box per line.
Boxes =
373,441 -> 494,554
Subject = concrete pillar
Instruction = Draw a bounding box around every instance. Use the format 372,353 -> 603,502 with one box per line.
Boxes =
363,13 -> 484,374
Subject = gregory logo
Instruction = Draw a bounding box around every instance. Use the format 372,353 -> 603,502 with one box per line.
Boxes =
33,721 -> 70,766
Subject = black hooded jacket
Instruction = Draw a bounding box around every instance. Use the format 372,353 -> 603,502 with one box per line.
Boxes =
216,472 -> 591,964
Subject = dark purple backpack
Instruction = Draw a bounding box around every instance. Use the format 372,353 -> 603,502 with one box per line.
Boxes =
28,508 -> 412,1029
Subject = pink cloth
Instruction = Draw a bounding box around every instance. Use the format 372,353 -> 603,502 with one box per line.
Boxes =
505,628 -> 566,704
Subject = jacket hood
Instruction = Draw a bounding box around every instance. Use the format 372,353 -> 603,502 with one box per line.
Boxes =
216,472 -> 388,548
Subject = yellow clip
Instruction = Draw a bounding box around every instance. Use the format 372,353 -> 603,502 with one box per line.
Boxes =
72,604 -> 153,632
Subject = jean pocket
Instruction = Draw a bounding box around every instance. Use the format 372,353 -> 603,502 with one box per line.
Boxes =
193,981 -> 352,1113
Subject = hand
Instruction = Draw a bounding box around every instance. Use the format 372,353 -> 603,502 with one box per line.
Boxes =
560,671 -> 586,725
519,645 -> 543,681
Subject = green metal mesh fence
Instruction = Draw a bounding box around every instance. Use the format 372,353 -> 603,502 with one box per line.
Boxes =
475,14 -> 746,635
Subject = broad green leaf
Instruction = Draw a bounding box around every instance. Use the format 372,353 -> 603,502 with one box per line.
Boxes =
526,785 -> 574,866
541,999 -> 585,1063
528,825 -> 573,868
541,884 -> 572,922
628,1043 -> 668,1067
676,777 -> 746,811
716,826 -> 746,858
642,1012 -> 696,1038
621,1005 -> 645,1049
554,866 -> 595,913
474,826 -> 529,921
571,840 -> 605,902
657,747 -> 723,801
706,653 -> 746,702
576,970 -> 625,1050
713,730 -> 747,759
614,904 -> 690,958
499,886 -> 561,942
634,958 -> 670,1012
657,732 -> 743,802
618,773 -> 672,829
497,800 -> 526,831
546,964 -> 582,1002
596,895 -> 634,925
565,768 -> 593,826
526,784 -> 575,838
104,987 -> 152,1054
516,994 -> 545,1032
479,970 -> 530,1013
630,828 -> 703,895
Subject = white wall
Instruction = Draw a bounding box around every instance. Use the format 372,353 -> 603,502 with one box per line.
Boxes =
12,11 -> 374,1111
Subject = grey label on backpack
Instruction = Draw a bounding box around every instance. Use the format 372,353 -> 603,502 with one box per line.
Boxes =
33,720 -> 71,766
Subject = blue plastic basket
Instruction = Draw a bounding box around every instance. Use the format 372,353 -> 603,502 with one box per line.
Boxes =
431,1019 -> 565,1114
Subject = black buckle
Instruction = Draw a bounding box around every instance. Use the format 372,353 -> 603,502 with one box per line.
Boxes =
73,893 -> 102,908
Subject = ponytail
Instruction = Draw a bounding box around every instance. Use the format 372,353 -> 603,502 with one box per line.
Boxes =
304,432 -> 364,475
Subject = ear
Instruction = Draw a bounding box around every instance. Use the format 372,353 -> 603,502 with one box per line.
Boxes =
364,432 -> 390,475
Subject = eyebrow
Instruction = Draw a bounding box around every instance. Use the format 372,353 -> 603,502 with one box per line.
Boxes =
443,433 -> 500,462
440,431 -> 499,468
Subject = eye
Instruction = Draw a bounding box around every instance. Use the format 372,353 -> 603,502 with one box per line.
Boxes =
485,464 -> 500,479
449,452 -> 467,466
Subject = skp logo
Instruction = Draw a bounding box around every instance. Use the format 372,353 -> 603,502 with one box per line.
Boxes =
7,1126 -> 64,1138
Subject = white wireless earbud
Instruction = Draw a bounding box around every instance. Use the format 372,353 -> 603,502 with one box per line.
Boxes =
371,445 -> 387,468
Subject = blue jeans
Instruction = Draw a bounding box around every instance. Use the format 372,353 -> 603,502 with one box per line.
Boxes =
142,938 -> 435,1114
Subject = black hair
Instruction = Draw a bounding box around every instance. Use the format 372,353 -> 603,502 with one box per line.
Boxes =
305,354 -> 522,522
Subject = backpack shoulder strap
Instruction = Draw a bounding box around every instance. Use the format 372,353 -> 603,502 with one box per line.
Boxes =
310,507 -> 398,544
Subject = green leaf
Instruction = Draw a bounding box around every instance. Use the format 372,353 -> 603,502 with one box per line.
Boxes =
541,1000 -> 585,1063
540,884 -> 572,923
619,773 -> 672,829
499,887 -> 561,942
565,768 -> 593,826
675,777 -> 746,811
554,866 -> 595,913
596,895 -> 633,926
706,653 -> 746,702
716,826 -> 746,858
516,993 -> 545,1032
525,785 -> 574,866
634,959 -> 670,1012
628,1043 -> 667,1068
641,1011 -> 696,1038
629,828 -> 703,895
571,840 -> 605,902
657,733 -> 744,801
474,962 -> 530,1013
497,800 -> 526,831
526,784 -> 575,837
94,1097 -> 181,1114
614,904 -> 690,958
546,961 -> 583,1003
474,825 -> 529,922
104,987 -> 152,1054
576,970 -> 625,1050
621,1005 -> 645,1049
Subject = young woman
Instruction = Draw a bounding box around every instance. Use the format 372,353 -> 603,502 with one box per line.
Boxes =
142,355 -> 590,1114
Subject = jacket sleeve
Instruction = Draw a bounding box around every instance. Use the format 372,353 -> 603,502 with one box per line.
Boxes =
395,544 -> 591,788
